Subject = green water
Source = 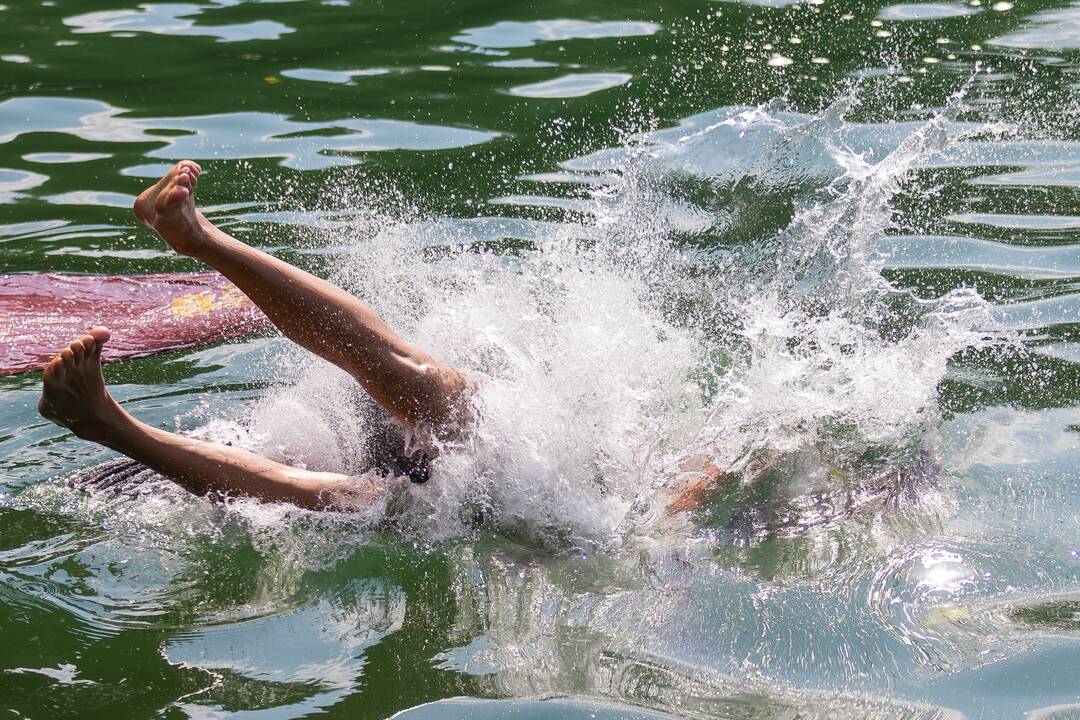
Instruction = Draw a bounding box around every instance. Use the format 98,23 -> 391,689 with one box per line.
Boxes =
1,0 -> 1079,718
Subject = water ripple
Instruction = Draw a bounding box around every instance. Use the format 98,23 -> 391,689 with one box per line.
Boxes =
64,4 -> 295,43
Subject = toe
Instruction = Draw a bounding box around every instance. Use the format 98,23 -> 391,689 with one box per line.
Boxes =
43,355 -> 64,380
89,326 -> 111,346
166,184 -> 191,205
69,339 -> 88,360
60,348 -> 76,370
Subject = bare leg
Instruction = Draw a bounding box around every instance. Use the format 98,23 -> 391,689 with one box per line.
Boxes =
38,329 -> 382,510
664,457 -> 738,514
133,161 -> 471,435
664,450 -> 778,514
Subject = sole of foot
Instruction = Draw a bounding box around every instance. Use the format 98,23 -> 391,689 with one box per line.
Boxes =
39,327 -> 127,443
133,160 -> 206,256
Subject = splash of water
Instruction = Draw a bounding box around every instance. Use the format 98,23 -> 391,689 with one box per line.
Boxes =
145,91 -> 999,551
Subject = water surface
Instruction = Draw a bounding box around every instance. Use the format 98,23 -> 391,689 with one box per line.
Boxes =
0,1 -> 1078,719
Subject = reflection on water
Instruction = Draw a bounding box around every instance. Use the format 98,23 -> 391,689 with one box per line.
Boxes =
453,19 -> 662,50
166,578 -> 405,716
22,152 -> 112,164
990,3 -> 1080,50
879,4 -> 981,20
881,236 -> 1080,279
508,73 -> 633,99
140,112 -> 497,169
281,67 -> 392,84
0,97 -> 498,171
488,58 -> 559,69
971,165 -> 1080,188
0,169 -> 48,202
65,3 -> 294,43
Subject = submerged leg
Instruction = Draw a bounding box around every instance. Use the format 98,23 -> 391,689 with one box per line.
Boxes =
38,329 -> 381,510
133,161 -> 471,435
664,450 -> 778,514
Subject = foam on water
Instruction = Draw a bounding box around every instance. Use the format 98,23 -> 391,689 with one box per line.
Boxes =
218,89 -> 998,551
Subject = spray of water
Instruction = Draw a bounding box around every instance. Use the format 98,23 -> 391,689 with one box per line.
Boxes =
215,88 -> 995,551
12,88 -> 996,555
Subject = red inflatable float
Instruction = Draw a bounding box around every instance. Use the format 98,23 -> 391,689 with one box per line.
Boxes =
0,272 -> 270,376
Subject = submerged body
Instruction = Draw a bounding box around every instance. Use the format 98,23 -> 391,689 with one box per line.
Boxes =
38,162 -> 726,515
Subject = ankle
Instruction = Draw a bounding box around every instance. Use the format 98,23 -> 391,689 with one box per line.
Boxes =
163,213 -> 215,259
74,397 -> 133,445
185,221 -> 214,259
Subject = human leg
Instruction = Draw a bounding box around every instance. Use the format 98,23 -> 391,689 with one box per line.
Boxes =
38,328 -> 381,510
133,162 -> 471,434
664,450 -> 778,514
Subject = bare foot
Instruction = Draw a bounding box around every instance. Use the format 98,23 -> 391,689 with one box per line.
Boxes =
133,160 -> 208,256
38,328 -> 129,444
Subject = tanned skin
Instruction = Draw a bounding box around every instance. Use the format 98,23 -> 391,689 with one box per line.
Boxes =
39,161 -> 725,513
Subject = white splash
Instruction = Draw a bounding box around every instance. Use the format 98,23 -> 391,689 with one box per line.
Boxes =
219,94 -> 996,550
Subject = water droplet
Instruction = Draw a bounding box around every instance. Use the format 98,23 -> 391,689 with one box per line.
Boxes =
768,55 -> 794,67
